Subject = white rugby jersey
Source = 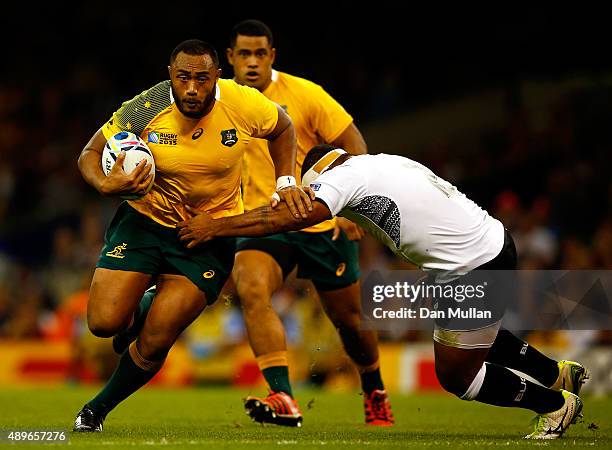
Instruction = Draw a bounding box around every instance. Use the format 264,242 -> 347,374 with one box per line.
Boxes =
312,154 -> 505,278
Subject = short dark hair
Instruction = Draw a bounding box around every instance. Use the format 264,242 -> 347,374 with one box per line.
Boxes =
230,19 -> 274,48
301,145 -> 337,179
170,39 -> 219,67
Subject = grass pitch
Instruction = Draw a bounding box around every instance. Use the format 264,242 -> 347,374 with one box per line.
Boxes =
0,386 -> 609,449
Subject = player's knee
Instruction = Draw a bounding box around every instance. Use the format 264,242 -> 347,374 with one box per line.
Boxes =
88,323 -> 116,338
87,315 -> 124,338
435,361 -> 471,397
236,276 -> 273,312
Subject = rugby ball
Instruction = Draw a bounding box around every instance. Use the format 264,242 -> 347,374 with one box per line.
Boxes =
102,131 -> 155,199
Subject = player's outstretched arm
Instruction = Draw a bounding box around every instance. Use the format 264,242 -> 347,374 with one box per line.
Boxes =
77,128 -> 152,196
177,200 -> 332,248
265,105 -> 312,219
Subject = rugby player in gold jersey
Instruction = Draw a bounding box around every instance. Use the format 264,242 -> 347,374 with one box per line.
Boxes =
225,20 -> 393,427
73,39 -> 311,432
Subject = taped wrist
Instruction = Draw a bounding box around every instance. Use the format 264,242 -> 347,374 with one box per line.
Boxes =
276,176 -> 296,191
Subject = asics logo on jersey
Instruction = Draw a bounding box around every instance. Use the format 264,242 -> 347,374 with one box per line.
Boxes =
192,128 -> 204,140
220,129 -> 238,147
106,243 -> 128,259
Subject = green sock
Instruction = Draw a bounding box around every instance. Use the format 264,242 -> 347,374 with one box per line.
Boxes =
130,290 -> 155,334
262,366 -> 293,397
86,350 -> 160,416
112,291 -> 156,355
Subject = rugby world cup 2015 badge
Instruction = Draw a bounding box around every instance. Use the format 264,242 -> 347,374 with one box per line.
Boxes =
220,129 -> 238,147
147,131 -> 160,144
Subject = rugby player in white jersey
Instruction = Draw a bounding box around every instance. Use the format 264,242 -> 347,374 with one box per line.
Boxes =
177,145 -> 589,440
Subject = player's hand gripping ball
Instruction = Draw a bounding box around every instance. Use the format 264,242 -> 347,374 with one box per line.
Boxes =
101,131 -> 155,199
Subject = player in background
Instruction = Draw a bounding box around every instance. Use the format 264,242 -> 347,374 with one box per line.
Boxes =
177,145 -> 590,440
225,20 -> 393,427
73,39 -> 311,432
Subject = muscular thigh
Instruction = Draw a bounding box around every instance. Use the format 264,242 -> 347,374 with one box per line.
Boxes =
433,323 -> 500,386
434,340 -> 490,387
88,268 -> 153,326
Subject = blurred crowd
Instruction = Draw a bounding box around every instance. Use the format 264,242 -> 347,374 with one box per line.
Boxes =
424,87 -> 612,271
0,64 -> 610,354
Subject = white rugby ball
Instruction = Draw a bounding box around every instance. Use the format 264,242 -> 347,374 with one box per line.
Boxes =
102,131 -> 155,199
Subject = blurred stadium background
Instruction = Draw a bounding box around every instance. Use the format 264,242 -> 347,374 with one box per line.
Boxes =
0,5 -> 611,403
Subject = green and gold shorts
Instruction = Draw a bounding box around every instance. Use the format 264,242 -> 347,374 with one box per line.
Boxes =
236,229 -> 360,291
97,202 -> 235,304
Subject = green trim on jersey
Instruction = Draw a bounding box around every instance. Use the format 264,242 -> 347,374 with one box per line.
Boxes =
113,81 -> 172,136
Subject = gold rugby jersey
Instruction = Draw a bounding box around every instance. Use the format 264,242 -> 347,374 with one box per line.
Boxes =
102,79 -> 278,227
240,70 -> 353,233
